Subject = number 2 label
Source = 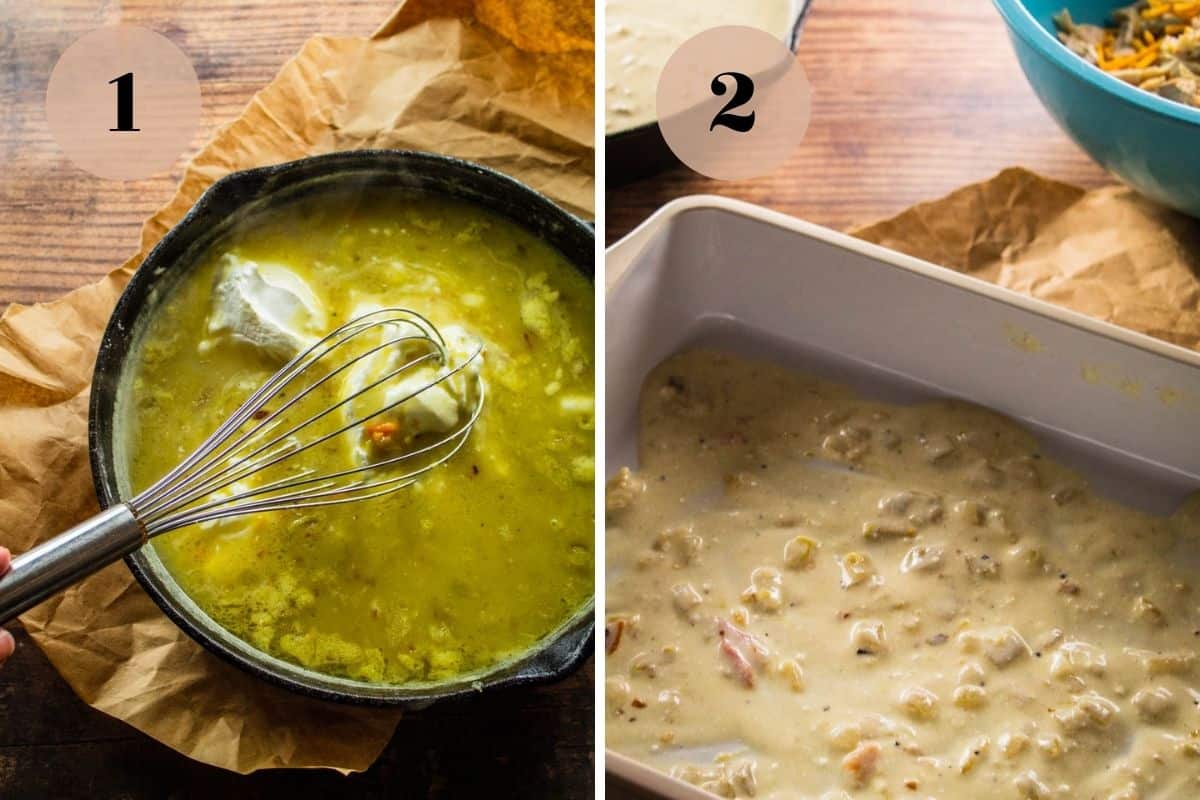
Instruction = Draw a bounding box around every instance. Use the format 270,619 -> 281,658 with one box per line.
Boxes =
709,71 -> 755,133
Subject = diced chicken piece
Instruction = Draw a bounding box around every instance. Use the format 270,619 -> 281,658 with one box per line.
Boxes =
899,686 -> 938,720
727,760 -> 757,798
963,552 -> 1000,578
1126,647 -> 1196,676
606,467 -> 645,515
654,523 -> 704,566
1049,640 -> 1107,680
959,627 -> 1029,667
672,760 -> 758,799
900,544 -> 944,573
841,741 -> 881,787
1034,628 -> 1064,651
519,272 -> 560,338
953,685 -> 988,709
828,722 -> 864,751
1053,691 -> 1120,731
877,490 -> 943,526
958,736 -> 989,774
203,255 -> 324,360
605,675 -> 632,707
850,620 -> 887,656
1035,734 -> 1063,759
999,733 -> 1029,758
823,425 -> 871,462
920,434 -> 956,463
958,662 -> 986,686
986,629 -> 1029,666
672,583 -> 703,616
1014,770 -> 1051,799
1132,686 -> 1175,721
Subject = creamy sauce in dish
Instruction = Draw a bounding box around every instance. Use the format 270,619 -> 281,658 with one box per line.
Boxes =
605,0 -> 794,134
606,350 -> 1200,799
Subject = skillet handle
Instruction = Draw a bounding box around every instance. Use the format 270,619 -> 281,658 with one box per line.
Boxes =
0,505 -> 145,624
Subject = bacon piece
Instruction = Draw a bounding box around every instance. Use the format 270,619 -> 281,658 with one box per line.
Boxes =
842,741 -> 882,787
716,617 -> 769,660
719,639 -> 756,687
715,617 -> 769,687
605,617 -> 626,655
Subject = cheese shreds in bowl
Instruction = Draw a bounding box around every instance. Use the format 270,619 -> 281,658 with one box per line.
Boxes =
1055,1 -> 1200,107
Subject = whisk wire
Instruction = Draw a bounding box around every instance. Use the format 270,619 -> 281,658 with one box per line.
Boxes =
138,342 -> 442,521
129,308 -> 481,537
146,351 -> 484,534
151,402 -> 482,535
136,310 -> 441,515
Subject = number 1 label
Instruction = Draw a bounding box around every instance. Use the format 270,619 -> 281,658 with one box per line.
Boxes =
108,72 -> 139,132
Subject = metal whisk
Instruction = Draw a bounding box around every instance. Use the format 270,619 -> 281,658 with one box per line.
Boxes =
0,308 -> 484,622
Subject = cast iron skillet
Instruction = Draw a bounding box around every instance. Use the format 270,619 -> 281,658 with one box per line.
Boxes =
88,150 -> 595,707
606,0 -> 814,186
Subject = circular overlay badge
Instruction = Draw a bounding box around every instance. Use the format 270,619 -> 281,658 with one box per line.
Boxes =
656,26 -> 811,181
46,25 -> 201,181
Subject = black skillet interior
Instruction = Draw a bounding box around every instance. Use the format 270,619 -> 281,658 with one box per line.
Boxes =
89,150 -> 595,706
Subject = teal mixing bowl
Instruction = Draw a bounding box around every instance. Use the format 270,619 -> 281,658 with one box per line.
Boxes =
993,0 -> 1200,217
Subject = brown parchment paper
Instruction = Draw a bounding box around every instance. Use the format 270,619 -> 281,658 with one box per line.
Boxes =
0,0 -> 593,775
850,168 -> 1200,350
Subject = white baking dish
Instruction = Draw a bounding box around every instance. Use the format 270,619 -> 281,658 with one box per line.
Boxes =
604,195 -> 1200,798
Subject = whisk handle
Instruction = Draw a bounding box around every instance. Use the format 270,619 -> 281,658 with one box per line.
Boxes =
0,505 -> 145,624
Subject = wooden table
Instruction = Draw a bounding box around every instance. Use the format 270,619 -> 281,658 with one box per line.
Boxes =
606,1 -> 1108,796
607,0 -> 1111,244
0,2 -> 592,797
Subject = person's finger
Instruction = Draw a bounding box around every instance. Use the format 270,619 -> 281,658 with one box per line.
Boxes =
0,548 -> 12,664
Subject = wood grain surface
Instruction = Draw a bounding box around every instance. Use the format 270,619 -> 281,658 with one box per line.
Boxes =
0,2 -> 592,798
0,0 -> 404,307
606,0 -> 1112,243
